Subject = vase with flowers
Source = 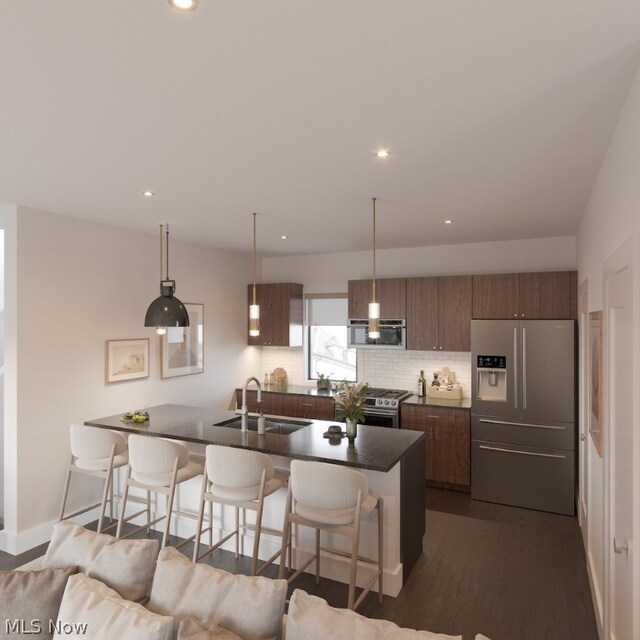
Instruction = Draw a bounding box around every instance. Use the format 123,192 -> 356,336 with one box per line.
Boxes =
334,381 -> 368,442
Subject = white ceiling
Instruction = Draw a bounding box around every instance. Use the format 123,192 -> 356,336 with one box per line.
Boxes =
1,1 -> 639,256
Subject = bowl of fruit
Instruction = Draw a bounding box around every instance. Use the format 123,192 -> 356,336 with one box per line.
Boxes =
121,410 -> 150,424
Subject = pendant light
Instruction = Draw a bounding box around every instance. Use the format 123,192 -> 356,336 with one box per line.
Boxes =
249,212 -> 260,337
144,223 -> 189,335
368,197 -> 380,339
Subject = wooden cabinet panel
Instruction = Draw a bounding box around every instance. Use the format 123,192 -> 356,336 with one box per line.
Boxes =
438,275 -> 472,351
247,283 -> 303,347
407,277 -> 439,351
235,390 -> 335,421
313,396 -> 336,420
348,278 -> 406,319
400,404 -> 470,488
518,271 -> 576,319
407,276 -> 471,352
472,273 -> 519,319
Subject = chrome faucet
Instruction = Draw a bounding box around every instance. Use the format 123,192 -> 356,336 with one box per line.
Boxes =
241,376 -> 262,431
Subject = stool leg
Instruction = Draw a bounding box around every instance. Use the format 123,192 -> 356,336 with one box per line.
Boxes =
97,445 -> 116,534
116,466 -> 132,539
251,470 -> 267,576
208,500 -> 213,548
162,460 -> 179,549
278,484 -> 292,580
348,490 -> 364,610
315,528 -> 320,584
378,497 -> 384,603
193,472 -> 208,563
234,507 -> 240,559
58,456 -> 74,522
146,490 -> 151,533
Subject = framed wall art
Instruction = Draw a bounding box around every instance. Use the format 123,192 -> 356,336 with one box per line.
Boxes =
589,310 -> 603,456
105,338 -> 150,384
161,303 -> 204,379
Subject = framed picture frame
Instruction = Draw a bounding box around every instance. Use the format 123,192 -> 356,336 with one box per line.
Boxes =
589,310 -> 604,456
161,303 -> 204,379
105,338 -> 150,384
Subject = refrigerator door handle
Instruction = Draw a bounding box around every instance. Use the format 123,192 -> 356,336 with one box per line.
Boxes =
513,327 -> 518,409
522,326 -> 527,410
478,445 -> 566,460
479,418 -> 566,431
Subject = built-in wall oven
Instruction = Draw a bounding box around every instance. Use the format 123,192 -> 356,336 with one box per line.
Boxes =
335,387 -> 411,429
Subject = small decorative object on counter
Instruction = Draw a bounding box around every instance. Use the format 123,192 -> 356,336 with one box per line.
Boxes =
264,372 -> 269,387
431,372 -> 439,386
271,367 -> 288,389
316,372 -> 332,390
334,381 -> 367,443
417,370 -> 426,397
427,367 -> 463,400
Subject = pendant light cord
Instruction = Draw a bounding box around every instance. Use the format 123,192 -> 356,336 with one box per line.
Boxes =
372,197 -> 377,303
159,224 -> 164,281
166,223 -> 170,281
252,212 -> 257,306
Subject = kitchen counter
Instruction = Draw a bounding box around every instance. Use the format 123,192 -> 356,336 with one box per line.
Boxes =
86,403 -> 423,473
402,394 -> 472,410
85,403 -> 424,596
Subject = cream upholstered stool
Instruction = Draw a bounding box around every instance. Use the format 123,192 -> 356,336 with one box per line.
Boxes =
192,445 -> 285,576
116,435 -> 203,549
59,424 -> 129,534
278,460 -> 383,611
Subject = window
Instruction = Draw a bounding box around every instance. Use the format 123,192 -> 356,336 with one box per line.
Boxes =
306,296 -> 357,382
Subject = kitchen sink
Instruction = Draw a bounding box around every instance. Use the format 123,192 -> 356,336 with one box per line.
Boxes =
214,416 -> 311,435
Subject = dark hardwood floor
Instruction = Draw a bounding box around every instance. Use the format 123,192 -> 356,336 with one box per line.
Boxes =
0,488 -> 598,640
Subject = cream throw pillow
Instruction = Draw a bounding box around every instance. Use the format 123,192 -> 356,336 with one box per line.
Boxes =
54,573 -> 174,640
285,589 -> 462,640
148,547 -> 286,640
43,521 -> 159,602
0,566 -> 77,640
177,616 -> 244,639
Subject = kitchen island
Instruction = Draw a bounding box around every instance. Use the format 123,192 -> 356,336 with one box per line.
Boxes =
86,404 -> 425,597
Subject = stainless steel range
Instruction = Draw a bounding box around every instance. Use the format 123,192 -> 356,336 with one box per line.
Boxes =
336,387 -> 412,429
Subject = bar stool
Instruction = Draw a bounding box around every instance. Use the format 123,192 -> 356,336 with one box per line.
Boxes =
116,435 -> 203,549
192,445 -> 285,576
59,424 -> 128,534
278,460 -> 384,610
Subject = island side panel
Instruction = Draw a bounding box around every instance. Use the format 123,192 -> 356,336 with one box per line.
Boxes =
401,438 -> 426,582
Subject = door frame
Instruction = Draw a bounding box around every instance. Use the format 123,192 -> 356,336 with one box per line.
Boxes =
602,233 -> 640,640
578,278 -> 589,537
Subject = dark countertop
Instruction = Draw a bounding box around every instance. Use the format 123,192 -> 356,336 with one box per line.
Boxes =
237,384 -> 337,398
85,404 -> 424,473
402,394 -> 472,410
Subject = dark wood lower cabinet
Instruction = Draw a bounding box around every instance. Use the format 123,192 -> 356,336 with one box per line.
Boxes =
400,404 -> 470,490
235,390 -> 335,421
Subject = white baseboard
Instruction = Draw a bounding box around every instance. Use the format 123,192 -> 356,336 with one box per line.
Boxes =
0,507 -> 101,556
587,548 -> 605,640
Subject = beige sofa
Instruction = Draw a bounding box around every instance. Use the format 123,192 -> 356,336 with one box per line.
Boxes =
3,522 -> 489,640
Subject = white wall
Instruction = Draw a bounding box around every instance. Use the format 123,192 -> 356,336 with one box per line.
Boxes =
576,59 -> 640,635
0,206 -> 260,552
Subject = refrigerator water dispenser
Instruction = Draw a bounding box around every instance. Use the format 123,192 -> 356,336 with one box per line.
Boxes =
476,355 -> 507,402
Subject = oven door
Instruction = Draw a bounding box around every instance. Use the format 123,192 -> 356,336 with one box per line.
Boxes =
343,408 -> 399,429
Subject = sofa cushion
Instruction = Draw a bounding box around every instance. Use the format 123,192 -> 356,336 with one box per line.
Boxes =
285,589 -> 462,640
54,573 -> 174,640
43,521 -> 159,602
177,616 -> 243,640
148,547 -> 286,640
0,566 -> 77,640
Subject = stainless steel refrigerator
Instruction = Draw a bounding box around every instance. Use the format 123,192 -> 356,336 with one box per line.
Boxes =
471,320 -> 576,515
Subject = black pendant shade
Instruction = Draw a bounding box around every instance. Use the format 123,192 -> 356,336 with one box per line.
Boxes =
144,287 -> 189,329
145,223 -> 190,332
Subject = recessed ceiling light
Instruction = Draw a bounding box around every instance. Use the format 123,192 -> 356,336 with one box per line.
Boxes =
168,0 -> 198,11
375,150 -> 391,159
444,219 -> 453,224
280,235 -> 288,240
142,190 -> 155,198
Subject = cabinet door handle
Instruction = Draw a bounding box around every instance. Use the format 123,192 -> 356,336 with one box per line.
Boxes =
429,426 -> 433,440
435,427 -> 439,440
478,418 -> 565,431
427,415 -> 440,419
478,445 -> 565,459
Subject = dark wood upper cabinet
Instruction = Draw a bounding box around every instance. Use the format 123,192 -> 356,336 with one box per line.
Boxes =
247,283 -> 303,347
518,271 -> 577,319
472,271 -> 577,319
348,278 -> 406,319
472,273 -> 520,319
407,275 -> 471,351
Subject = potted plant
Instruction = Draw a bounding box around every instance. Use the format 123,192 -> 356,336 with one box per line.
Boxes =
316,372 -> 332,390
334,382 -> 368,442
